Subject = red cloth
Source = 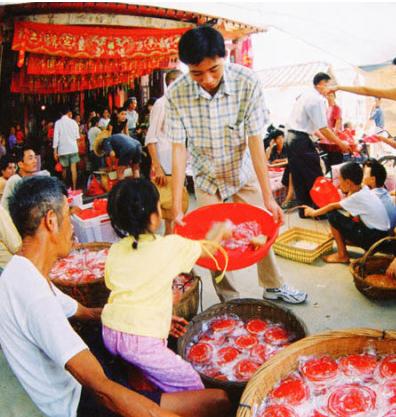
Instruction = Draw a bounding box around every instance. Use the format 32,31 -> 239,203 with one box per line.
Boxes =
12,21 -> 188,60
327,105 -> 342,130
15,130 -> 24,144
47,127 -> 54,140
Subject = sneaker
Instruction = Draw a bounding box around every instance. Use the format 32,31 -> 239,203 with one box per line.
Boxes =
263,285 -> 307,304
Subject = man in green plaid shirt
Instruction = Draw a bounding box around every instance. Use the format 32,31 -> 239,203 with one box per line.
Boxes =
166,26 -> 306,304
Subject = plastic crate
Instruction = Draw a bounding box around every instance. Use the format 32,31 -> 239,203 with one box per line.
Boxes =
72,203 -> 119,243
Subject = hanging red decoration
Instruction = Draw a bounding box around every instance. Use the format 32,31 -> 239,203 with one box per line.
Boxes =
12,21 -> 189,60
11,70 -> 137,94
26,53 -> 178,75
17,50 -> 25,68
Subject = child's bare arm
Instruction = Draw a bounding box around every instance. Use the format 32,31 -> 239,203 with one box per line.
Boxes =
303,202 -> 342,217
200,221 -> 232,257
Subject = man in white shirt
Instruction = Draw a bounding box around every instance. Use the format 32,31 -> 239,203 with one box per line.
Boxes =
125,97 -> 139,137
0,175 -> 230,417
146,69 -> 184,234
304,162 -> 390,263
287,72 -> 351,217
53,106 -> 80,190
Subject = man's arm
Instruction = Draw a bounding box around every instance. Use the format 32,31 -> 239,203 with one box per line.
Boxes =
53,122 -> 60,161
147,144 -> 167,186
172,143 -> 187,225
146,101 -> 167,186
72,304 -> 102,321
165,97 -> 188,226
378,136 -> 396,149
303,202 -> 342,217
66,350 -> 180,417
335,85 -> 396,101
318,127 -> 350,153
248,135 -> 283,224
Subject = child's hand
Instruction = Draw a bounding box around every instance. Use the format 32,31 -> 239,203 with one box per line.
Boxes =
205,221 -> 233,241
170,315 -> 189,338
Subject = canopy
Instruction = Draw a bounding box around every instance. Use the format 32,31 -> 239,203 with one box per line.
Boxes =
145,2 -> 395,67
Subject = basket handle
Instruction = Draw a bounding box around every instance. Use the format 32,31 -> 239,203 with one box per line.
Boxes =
359,235 -> 396,267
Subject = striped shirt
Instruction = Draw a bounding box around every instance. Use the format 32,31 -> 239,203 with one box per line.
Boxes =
165,63 -> 268,199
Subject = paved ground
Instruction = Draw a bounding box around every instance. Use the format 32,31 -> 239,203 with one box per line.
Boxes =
1,209 -> 395,417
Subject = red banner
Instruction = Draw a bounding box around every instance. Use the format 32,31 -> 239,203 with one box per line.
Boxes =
27,53 -> 177,75
12,21 -> 188,59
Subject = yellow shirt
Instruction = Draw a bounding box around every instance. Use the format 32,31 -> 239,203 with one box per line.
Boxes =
101,234 -> 201,339
0,205 -> 21,268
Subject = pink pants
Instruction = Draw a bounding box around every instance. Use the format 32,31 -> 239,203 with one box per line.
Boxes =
102,326 -> 204,393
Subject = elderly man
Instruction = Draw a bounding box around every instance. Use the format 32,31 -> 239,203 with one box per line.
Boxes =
0,176 -> 230,417
167,26 -> 306,304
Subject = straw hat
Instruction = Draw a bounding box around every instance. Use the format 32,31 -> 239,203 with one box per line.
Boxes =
93,130 -> 111,157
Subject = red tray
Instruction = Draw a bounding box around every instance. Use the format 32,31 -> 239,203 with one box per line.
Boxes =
174,203 -> 279,271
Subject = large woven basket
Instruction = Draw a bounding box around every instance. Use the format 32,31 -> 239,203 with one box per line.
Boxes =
350,236 -> 395,300
178,299 -> 307,399
173,270 -> 201,320
237,328 -> 396,417
51,242 -> 111,308
273,227 -> 334,264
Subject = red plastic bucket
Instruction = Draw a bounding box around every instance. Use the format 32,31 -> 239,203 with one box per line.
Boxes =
174,203 -> 279,271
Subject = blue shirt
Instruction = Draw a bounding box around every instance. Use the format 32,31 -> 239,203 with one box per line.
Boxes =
373,188 -> 396,229
102,134 -> 140,159
370,107 -> 384,128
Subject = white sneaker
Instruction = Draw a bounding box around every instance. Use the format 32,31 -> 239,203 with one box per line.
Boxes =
263,285 -> 307,304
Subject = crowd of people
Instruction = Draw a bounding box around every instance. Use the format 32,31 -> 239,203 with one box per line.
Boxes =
1,94 -> 157,192
0,25 -> 395,417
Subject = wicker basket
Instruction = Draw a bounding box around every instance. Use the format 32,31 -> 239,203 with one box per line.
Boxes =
237,328 -> 396,417
273,227 -> 334,264
51,242 -> 111,308
173,271 -> 201,320
350,236 -> 395,300
178,298 -> 307,399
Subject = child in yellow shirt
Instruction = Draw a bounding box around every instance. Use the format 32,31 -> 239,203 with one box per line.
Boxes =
101,178 -> 229,392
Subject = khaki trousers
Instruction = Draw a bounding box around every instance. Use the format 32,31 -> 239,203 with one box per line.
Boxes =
196,177 -> 284,302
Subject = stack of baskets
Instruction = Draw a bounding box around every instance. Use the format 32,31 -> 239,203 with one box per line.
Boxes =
237,328 -> 396,417
350,236 -> 396,300
178,298 -> 307,399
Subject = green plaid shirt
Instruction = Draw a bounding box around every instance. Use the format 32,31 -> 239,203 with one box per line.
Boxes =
165,63 -> 268,200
